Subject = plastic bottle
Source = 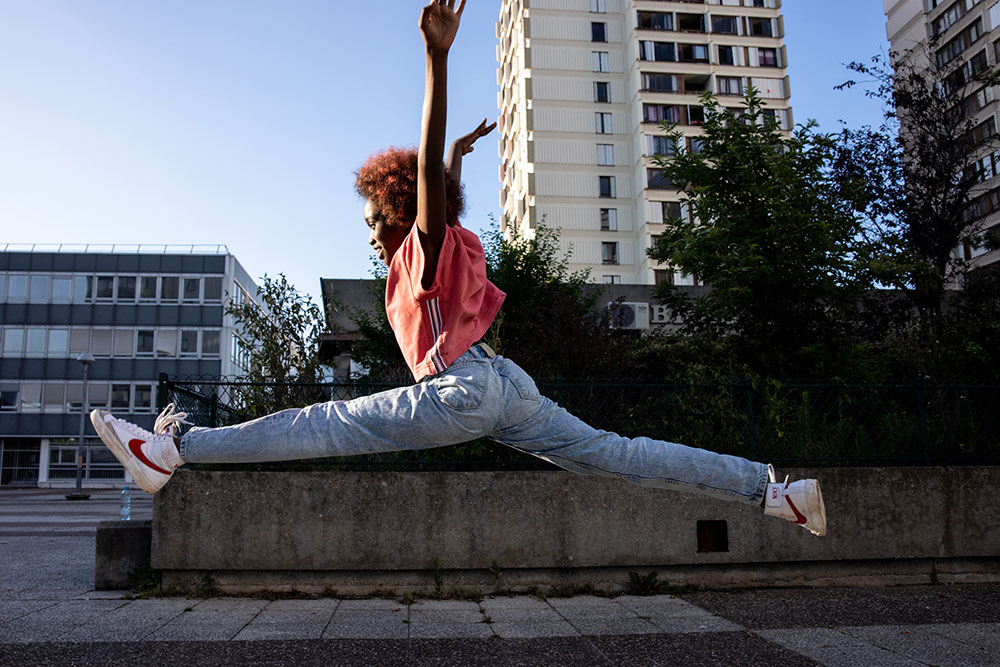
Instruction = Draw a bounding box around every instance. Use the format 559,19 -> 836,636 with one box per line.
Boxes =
120,485 -> 131,521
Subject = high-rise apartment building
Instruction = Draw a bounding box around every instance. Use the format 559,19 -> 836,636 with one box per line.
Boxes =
884,0 -> 1000,268
497,0 -> 790,284
0,246 -> 259,488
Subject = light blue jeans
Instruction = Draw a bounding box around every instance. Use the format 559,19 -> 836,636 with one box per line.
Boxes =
181,346 -> 768,504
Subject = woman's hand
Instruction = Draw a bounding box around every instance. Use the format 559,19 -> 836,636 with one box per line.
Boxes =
420,0 -> 466,56
446,117 -> 497,181
453,118 -> 497,157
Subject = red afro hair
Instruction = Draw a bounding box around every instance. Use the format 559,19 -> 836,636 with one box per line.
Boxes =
355,146 -> 466,228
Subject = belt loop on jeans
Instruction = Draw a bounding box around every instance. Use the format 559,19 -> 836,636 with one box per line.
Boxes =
475,341 -> 497,358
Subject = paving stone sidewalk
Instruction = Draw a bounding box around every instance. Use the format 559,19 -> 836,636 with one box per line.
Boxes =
1,490 -> 998,666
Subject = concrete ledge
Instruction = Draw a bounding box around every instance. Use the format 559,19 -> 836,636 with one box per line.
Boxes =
152,468 -> 1000,594
95,520 -> 152,590
157,557 -> 1000,597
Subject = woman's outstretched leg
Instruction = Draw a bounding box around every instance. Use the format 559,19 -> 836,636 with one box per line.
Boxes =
91,357 -> 504,494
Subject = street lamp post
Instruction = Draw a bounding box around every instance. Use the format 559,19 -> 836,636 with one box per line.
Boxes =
66,352 -> 94,501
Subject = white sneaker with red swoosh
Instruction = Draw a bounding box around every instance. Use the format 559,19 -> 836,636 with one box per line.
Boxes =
763,464 -> 827,536
90,404 -> 190,494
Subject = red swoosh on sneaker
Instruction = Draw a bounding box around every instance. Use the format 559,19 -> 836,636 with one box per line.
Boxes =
128,439 -> 171,476
784,482 -> 809,525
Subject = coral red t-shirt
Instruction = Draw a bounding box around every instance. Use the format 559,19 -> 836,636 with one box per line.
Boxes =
385,223 -> 506,381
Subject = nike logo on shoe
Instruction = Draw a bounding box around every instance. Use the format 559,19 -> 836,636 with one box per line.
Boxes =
128,439 -> 171,476
785,495 -> 809,525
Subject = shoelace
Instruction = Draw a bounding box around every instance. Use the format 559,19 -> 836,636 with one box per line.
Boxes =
767,463 -> 789,486
153,403 -> 192,436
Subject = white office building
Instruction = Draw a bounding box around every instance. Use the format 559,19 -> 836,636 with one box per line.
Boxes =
884,0 -> 1000,268
497,0 -> 791,284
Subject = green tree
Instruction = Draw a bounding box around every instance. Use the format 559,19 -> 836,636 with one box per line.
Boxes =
224,273 -> 330,416
835,50 -> 1000,331
649,89 -> 865,377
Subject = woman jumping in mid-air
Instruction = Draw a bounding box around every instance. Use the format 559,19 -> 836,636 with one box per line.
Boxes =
92,0 -> 826,537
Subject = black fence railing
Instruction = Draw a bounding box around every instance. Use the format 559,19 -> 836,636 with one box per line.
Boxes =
159,374 -> 1000,469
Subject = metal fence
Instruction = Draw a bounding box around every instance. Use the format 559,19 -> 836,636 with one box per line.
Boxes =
160,375 -> 1000,469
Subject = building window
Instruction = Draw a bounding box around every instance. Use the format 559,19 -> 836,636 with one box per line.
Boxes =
69,329 -> 89,355
183,277 -> 201,301
47,329 -> 68,357
157,329 -> 178,357
600,208 -> 618,231
73,276 -> 92,303
643,104 -> 681,124
25,328 -> 46,357
134,384 -> 153,410
181,330 -> 199,356
642,73 -> 678,92
688,136 -> 705,153
592,51 -> 609,72
91,330 -> 112,357
29,275 -> 50,302
717,76 -> 743,96
2,328 -> 24,356
749,18 -> 773,37
51,276 -> 72,302
590,0 -> 606,12
88,383 -> 110,410
597,143 -> 614,166
595,112 -> 613,134
0,383 -> 19,410
758,47 -> 778,67
654,269 -> 675,286
591,22 -> 607,42
96,276 -> 114,300
718,45 -> 735,65
602,275 -> 621,284
140,276 -> 158,300
679,43 -> 709,63
111,384 -> 131,410
602,242 -> 619,265
639,41 -> 676,62
66,383 -> 83,411
649,134 -> 677,156
677,13 -> 705,33
663,201 -> 682,220
638,12 -> 673,31
202,330 -> 221,356
161,276 -> 179,301
20,382 -> 41,413
117,276 -> 137,301
114,329 -> 132,357
594,81 -> 611,103
6,274 -> 27,303
599,175 -> 617,198
136,330 -> 155,356
712,16 -> 739,34
647,168 -> 674,189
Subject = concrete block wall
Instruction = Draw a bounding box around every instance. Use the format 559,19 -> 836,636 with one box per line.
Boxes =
152,468 -> 1000,595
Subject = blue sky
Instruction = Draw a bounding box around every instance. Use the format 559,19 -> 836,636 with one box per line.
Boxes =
0,1 -> 890,302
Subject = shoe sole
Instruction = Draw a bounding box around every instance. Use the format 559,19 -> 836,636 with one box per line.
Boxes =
805,479 -> 827,537
90,410 -> 165,495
